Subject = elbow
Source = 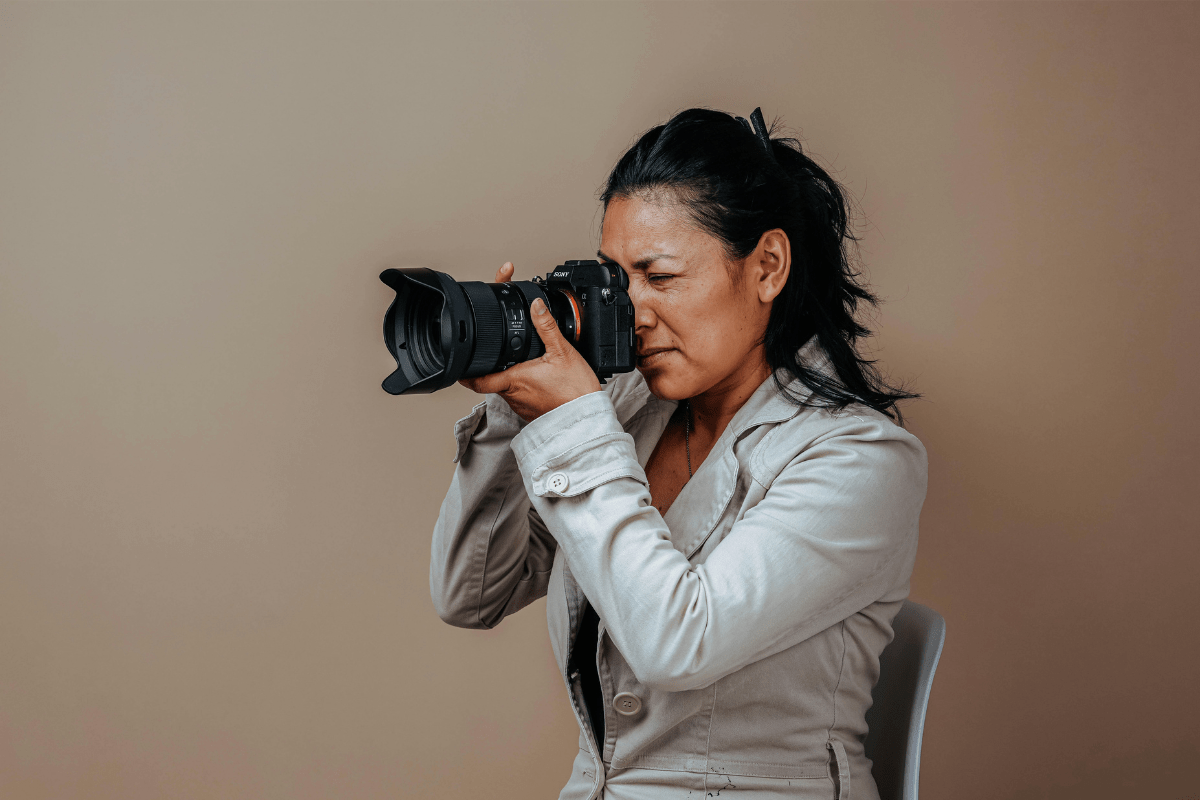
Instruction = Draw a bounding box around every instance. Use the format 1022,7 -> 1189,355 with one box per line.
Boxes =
430,580 -> 496,630
431,595 -> 496,630
431,598 -> 471,629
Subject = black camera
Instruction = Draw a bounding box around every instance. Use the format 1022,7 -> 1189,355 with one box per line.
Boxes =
379,260 -> 635,395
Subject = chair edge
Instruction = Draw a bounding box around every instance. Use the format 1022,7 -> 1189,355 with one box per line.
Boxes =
903,602 -> 946,800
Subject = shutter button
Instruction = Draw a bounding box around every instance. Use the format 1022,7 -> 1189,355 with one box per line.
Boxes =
548,472 -> 570,493
613,692 -> 642,716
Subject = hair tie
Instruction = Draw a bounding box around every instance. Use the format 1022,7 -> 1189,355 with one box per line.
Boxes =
735,107 -> 775,161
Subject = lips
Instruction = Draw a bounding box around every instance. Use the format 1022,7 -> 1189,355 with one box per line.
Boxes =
636,347 -> 674,364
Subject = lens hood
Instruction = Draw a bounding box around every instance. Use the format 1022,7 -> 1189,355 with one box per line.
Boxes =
379,268 -> 476,395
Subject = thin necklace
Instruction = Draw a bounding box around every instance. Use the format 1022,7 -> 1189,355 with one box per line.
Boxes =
684,400 -> 692,478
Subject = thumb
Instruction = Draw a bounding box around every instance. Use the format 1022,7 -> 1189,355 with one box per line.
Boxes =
530,297 -> 566,355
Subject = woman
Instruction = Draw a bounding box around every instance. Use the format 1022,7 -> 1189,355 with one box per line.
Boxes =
429,107 -> 927,800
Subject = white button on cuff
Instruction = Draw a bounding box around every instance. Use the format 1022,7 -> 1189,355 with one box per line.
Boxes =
547,472 -> 570,493
613,692 -> 642,716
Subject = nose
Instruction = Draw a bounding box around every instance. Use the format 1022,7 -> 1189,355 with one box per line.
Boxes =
629,284 -> 657,333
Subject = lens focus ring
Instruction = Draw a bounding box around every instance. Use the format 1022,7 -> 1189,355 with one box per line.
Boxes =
460,282 -> 504,376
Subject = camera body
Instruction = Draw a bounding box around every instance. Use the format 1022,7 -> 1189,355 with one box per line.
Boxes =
532,259 -> 635,379
378,259 -> 636,395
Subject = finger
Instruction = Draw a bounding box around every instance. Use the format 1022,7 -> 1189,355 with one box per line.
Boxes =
530,297 -> 567,356
462,370 -> 511,396
494,261 -> 514,283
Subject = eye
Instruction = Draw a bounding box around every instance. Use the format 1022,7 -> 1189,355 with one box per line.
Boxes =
648,274 -> 673,283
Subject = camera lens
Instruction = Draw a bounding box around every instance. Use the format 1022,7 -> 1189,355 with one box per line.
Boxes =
408,295 -> 446,376
379,268 -> 556,395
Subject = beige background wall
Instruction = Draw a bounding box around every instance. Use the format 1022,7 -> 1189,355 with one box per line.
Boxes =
2,3 -> 1197,798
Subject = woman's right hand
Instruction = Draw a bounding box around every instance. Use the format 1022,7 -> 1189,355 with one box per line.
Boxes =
457,262 -> 514,389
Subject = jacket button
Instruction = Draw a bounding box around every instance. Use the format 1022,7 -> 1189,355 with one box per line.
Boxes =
548,472 -> 570,493
613,692 -> 642,716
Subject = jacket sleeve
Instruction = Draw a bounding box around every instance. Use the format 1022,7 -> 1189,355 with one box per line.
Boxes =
510,390 -> 928,692
429,392 -> 558,629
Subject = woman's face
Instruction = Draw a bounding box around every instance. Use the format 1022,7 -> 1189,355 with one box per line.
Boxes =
598,195 -> 788,402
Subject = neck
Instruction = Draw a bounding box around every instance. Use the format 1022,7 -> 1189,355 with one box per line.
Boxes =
687,348 -> 772,441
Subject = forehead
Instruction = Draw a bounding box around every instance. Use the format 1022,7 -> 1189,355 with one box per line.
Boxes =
600,196 -> 710,256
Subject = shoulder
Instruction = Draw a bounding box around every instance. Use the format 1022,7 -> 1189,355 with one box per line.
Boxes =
748,394 -> 927,496
745,338 -> 926,488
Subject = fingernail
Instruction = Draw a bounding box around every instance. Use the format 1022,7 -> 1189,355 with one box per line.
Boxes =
532,298 -> 547,315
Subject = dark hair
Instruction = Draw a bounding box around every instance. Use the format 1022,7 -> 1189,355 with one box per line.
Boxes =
599,107 -> 918,423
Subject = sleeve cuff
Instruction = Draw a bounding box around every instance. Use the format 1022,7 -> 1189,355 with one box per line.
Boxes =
451,393 -> 526,463
511,391 -> 647,498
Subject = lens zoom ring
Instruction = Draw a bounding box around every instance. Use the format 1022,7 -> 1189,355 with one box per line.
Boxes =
460,282 -> 504,375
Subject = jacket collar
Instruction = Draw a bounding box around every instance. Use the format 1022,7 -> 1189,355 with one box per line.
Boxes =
613,336 -> 828,438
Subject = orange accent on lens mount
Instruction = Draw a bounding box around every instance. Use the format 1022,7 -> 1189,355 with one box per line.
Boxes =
562,290 -> 582,342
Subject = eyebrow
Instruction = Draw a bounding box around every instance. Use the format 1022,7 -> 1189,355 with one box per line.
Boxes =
596,250 -> 677,271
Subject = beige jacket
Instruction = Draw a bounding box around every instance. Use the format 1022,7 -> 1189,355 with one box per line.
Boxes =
430,342 -> 927,800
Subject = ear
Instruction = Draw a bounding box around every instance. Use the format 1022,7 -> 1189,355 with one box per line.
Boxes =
750,228 -> 791,303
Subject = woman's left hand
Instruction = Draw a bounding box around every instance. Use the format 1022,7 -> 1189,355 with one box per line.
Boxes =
459,296 -> 602,423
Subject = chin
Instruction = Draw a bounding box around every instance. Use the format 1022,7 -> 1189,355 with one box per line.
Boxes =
636,365 -> 689,402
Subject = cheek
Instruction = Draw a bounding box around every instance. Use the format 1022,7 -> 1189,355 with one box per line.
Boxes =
666,289 -> 751,355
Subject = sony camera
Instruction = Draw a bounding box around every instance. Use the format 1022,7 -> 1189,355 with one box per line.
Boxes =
379,260 -> 635,394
